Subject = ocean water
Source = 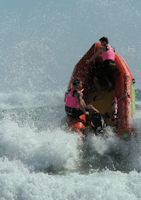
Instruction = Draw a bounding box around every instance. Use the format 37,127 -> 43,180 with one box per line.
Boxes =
0,0 -> 141,200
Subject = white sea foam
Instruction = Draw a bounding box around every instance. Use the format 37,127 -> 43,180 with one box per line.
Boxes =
0,118 -> 81,172
0,158 -> 141,200
0,0 -> 141,199
0,104 -> 141,200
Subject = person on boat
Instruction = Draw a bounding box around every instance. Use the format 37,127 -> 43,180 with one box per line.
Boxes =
64,79 -> 89,118
88,37 -> 115,67
90,112 -> 105,134
87,37 -> 116,90
84,105 -> 105,135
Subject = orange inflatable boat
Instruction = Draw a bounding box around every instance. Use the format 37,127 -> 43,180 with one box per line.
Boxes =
66,43 -> 135,138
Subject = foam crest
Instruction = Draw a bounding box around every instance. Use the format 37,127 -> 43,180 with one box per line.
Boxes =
86,127 -> 117,155
0,165 -> 141,200
0,118 -> 80,173
0,158 -> 28,200
0,89 -> 64,109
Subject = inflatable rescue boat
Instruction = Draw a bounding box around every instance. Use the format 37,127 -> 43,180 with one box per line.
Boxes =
66,43 -> 135,138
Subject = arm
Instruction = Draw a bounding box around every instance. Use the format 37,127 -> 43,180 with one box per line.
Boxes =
75,92 -> 89,115
87,47 -> 104,64
86,104 -> 99,113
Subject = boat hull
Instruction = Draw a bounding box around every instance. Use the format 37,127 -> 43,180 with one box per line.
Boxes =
67,43 -> 135,138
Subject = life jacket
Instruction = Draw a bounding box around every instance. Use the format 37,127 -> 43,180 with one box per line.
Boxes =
101,45 -> 115,62
65,89 -> 80,109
